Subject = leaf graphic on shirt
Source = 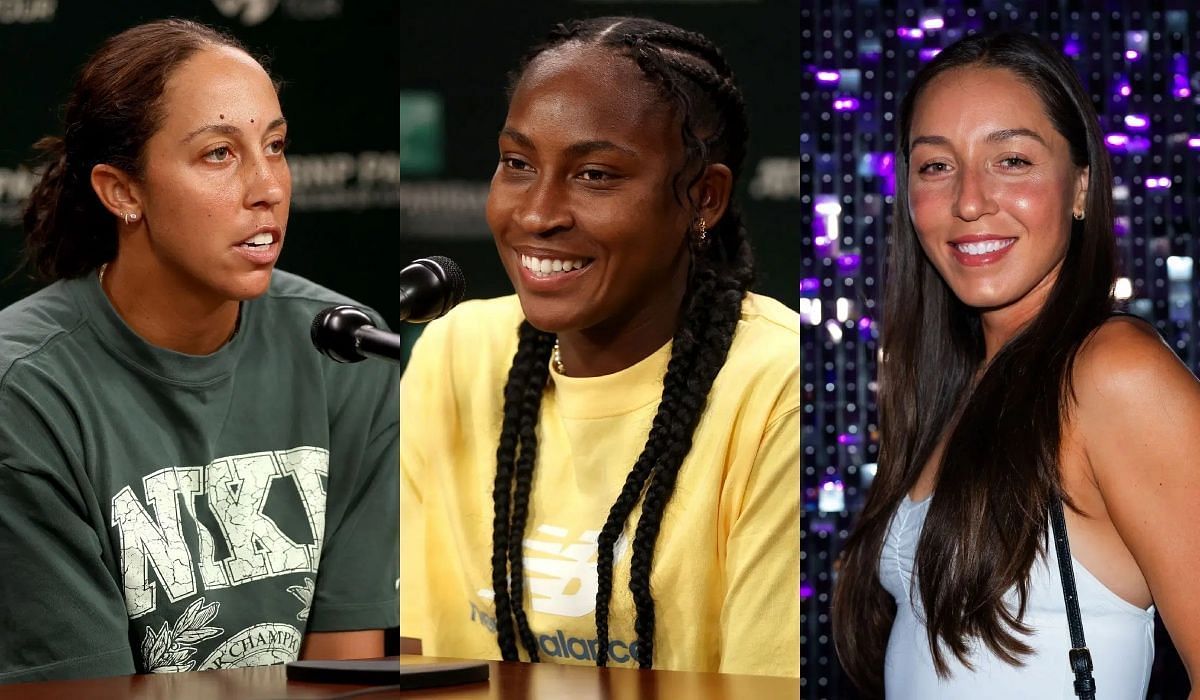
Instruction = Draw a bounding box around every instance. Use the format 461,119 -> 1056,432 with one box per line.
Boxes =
142,597 -> 225,673
287,577 -> 315,621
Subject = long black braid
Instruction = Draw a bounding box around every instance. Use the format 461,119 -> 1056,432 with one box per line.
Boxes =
491,17 -> 754,668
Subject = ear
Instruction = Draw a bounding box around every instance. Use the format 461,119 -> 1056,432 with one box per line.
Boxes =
1072,165 -> 1089,218
689,163 -> 733,231
90,164 -> 143,222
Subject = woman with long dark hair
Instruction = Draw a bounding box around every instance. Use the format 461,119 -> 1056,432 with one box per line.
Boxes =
0,20 -> 398,682
399,17 -> 799,676
833,32 -> 1200,698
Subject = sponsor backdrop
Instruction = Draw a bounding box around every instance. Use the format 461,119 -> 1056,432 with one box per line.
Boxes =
0,1 -> 800,346
801,2 -> 1198,698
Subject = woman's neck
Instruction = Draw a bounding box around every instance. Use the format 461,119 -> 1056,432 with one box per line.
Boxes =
101,259 -> 240,355
554,261 -> 689,378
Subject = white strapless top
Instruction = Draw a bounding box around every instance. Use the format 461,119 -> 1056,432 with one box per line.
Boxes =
879,496 -> 1155,699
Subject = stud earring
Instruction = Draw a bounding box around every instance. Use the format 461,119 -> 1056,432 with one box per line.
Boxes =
1073,211 -> 1084,221
123,212 -> 139,225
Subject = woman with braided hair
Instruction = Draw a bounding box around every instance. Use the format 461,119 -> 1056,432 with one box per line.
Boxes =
400,17 -> 799,676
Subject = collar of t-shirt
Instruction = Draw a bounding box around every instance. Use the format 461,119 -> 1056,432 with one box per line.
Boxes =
547,339 -> 671,420
68,273 -> 250,387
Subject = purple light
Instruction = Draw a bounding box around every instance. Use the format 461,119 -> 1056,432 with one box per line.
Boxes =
837,434 -> 861,445
1146,177 -> 1171,189
919,48 -> 942,62
1188,137 -> 1200,149
857,317 -> 872,330
897,27 -> 924,40
1118,81 -> 1131,97
800,583 -> 814,600
1126,50 -> 1140,61
800,277 -> 820,295
815,70 -> 840,84
809,519 -> 835,534
1105,133 -> 1129,148
920,16 -> 945,30
1174,73 -> 1191,98
836,254 -> 861,272
833,97 -> 860,111
1123,114 -> 1149,131
1063,39 -> 1081,57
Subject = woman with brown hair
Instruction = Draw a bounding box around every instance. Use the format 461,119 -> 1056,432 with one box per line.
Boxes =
0,20 -> 398,681
833,32 -> 1200,699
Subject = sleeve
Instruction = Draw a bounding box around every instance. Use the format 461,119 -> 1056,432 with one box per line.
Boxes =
718,404 -> 801,677
397,323 -> 446,641
305,358 -> 401,632
0,380 -> 136,682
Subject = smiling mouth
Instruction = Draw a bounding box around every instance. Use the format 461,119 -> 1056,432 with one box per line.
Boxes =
952,239 -> 1015,255
520,254 -> 592,278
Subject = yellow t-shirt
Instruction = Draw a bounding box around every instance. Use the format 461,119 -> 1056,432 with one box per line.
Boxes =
400,293 -> 799,677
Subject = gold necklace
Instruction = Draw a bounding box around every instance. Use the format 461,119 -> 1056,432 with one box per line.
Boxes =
552,338 -> 564,374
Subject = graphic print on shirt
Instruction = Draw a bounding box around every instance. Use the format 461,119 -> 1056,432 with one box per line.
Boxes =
477,524 -> 630,617
473,523 -> 638,664
110,447 -> 328,672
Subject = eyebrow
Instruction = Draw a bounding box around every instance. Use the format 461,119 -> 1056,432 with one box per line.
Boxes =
909,128 -> 1048,151
499,127 -> 637,159
182,117 -> 288,144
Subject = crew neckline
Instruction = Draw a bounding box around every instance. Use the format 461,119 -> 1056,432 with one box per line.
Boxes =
548,339 -> 672,419
68,272 -> 248,386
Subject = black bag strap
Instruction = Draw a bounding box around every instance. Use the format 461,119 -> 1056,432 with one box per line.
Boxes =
1049,495 -> 1096,700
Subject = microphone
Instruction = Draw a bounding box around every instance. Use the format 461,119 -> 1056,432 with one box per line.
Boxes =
310,256 -> 466,364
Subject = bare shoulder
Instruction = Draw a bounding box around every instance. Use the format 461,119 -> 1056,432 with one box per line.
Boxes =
1071,316 -> 1198,413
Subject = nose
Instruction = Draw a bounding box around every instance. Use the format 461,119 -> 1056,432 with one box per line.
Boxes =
513,173 -> 572,236
243,153 -> 289,210
951,165 -> 997,222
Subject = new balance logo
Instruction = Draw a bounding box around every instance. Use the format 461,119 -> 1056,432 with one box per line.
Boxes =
478,524 -> 629,617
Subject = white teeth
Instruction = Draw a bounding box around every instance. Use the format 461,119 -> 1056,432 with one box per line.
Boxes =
243,232 -> 274,247
520,254 -> 588,278
955,239 -> 1014,255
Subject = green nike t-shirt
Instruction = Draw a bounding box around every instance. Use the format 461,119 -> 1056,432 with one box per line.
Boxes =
0,270 -> 399,682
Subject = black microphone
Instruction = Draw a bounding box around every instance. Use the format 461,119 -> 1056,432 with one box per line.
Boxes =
310,256 -> 466,364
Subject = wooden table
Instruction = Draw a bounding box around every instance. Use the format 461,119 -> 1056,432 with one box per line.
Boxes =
0,655 -> 801,699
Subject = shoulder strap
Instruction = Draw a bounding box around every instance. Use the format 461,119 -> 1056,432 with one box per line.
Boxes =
1049,495 -> 1097,700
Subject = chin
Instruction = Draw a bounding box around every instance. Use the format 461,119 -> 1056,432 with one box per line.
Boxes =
514,295 -> 579,334
225,269 -> 275,301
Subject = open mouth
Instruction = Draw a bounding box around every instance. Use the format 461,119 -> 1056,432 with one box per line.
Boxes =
239,232 -> 276,248
520,254 -> 593,279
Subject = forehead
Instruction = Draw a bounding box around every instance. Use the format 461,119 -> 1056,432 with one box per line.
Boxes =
910,66 -> 1058,144
158,46 -> 280,129
508,43 -> 677,148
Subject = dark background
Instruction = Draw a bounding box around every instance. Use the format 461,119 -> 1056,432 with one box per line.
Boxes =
0,0 -> 801,346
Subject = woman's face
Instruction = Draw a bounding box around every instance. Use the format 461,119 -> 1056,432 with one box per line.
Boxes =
486,43 -> 694,336
133,45 -> 290,301
907,66 -> 1088,313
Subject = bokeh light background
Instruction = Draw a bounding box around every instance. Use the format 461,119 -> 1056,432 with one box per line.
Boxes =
800,2 -> 1199,698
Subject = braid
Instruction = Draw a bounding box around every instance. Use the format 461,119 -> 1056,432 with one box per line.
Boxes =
494,16 -> 756,669
506,327 -> 555,661
491,322 -> 554,661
